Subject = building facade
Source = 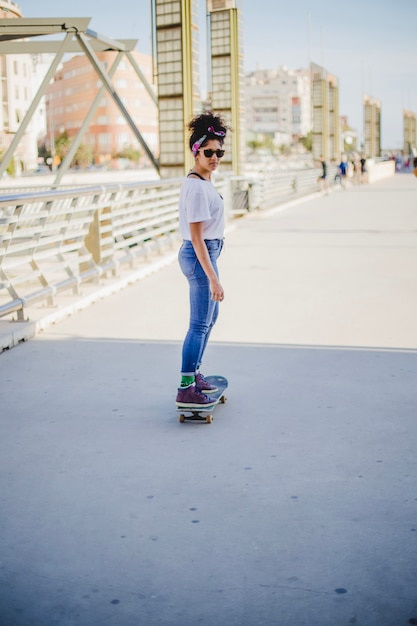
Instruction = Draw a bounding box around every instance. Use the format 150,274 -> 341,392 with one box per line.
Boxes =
45,50 -> 158,166
311,62 -> 339,161
403,109 -> 416,155
363,95 -> 381,158
245,66 -> 311,146
208,0 -> 245,174
340,115 -> 359,153
154,0 -> 200,178
0,0 -> 39,172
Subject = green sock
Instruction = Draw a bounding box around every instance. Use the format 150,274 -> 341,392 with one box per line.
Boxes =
180,375 -> 195,388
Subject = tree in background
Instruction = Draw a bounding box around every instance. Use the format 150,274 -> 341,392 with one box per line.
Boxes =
114,145 -> 142,166
299,131 -> 312,152
0,150 -> 16,176
53,131 -> 93,169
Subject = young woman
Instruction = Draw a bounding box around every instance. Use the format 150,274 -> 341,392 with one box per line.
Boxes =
176,111 -> 228,408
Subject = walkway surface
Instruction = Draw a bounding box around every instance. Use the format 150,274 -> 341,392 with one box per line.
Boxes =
1,174 -> 417,626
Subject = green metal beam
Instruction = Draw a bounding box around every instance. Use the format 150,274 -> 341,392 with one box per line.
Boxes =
0,31 -> 75,179
0,17 -> 91,39
0,39 -> 138,53
125,50 -> 158,107
50,52 -> 123,185
52,52 -> 125,185
75,31 -> 160,174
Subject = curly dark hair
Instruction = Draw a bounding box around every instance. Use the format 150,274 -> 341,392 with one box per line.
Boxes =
188,110 -> 228,153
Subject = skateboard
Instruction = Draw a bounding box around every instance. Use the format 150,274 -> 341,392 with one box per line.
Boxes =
177,375 -> 228,424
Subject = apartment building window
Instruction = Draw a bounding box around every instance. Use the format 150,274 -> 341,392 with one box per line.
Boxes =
255,107 -> 278,113
117,132 -> 129,146
98,133 -> 111,146
15,85 -> 19,99
97,116 -> 110,125
13,60 -> 18,74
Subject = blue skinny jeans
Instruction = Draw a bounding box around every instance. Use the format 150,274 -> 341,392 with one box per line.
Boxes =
178,238 -> 224,375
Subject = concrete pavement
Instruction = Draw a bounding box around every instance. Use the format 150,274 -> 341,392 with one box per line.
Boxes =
1,174 -> 417,626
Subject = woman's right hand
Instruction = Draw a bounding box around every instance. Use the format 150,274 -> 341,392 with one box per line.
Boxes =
210,277 -> 224,302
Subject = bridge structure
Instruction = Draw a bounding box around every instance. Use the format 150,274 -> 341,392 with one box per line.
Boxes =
0,7 -> 398,338
0,172 -> 416,625
0,9 -> 336,339
0,16 -> 159,180
0,162 -> 345,331
0,1 -> 245,181
0,142 -> 394,334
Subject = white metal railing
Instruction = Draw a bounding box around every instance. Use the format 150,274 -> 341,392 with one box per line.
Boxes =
248,165 -> 339,210
0,167 -> 333,320
0,179 -> 180,319
0,176 -> 231,320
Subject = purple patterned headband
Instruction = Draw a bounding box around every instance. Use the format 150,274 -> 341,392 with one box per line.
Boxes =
191,135 -> 207,156
208,125 -> 226,137
191,126 -> 226,156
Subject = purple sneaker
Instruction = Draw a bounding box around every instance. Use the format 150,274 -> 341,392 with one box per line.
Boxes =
176,385 -> 216,408
195,373 -> 218,393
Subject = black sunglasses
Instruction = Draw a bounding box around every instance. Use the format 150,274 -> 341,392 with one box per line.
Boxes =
202,149 -> 225,158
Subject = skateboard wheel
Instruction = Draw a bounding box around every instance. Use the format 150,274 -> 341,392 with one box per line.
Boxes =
206,415 -> 213,424
220,395 -> 226,404
179,414 -> 185,423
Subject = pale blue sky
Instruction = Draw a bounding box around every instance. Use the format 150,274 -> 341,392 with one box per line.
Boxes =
17,0 -> 417,148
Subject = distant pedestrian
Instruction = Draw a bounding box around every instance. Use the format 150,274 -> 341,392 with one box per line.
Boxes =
317,156 -> 329,193
338,155 -> 349,190
360,154 -> 368,183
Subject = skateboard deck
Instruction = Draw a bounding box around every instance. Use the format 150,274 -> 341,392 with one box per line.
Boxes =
177,375 -> 228,424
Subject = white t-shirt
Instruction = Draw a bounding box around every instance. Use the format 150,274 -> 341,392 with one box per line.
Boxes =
178,176 -> 224,240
